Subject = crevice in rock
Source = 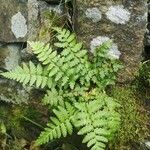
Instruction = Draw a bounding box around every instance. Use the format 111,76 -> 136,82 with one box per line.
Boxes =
65,0 -> 75,30
39,0 -> 62,5
144,2 -> 150,60
144,45 -> 150,60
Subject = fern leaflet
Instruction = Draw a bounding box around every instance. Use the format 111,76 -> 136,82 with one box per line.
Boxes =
36,102 -> 76,145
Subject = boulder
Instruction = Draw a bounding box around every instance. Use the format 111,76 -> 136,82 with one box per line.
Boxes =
75,0 -> 148,82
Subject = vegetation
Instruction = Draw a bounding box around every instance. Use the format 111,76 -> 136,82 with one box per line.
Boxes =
1,27 -> 122,150
109,86 -> 149,150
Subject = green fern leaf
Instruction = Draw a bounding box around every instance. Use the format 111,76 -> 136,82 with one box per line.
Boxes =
42,89 -> 64,107
74,91 -> 120,150
0,62 -> 49,88
36,102 -> 76,145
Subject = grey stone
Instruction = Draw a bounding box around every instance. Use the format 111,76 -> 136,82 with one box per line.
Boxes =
20,48 -> 34,61
0,0 -> 27,42
76,0 -> 148,83
28,0 -> 40,43
39,0 -> 61,4
28,0 -> 63,42
145,141 -> 150,149
0,43 -> 22,71
11,12 -> 27,39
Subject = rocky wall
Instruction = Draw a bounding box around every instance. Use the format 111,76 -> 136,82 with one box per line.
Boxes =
0,0 -> 64,103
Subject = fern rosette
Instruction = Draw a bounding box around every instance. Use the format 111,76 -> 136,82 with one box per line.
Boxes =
0,27 -> 122,150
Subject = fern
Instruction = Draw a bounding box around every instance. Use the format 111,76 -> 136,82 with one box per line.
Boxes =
36,102 -> 76,145
53,27 -> 91,85
75,90 -> 120,150
0,27 -> 122,150
42,89 -> 65,107
1,61 -> 50,88
42,88 -> 77,108
29,41 -> 71,88
91,41 -> 122,88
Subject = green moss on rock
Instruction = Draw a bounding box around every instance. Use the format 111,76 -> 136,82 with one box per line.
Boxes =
109,86 -> 149,150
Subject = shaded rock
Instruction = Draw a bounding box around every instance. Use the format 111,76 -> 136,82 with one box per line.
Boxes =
0,79 -> 29,104
39,0 -> 61,4
0,0 -> 27,42
75,0 -> 148,82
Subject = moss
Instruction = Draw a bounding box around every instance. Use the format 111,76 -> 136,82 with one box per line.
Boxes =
139,61 -> 150,88
0,100 -> 46,149
38,10 -> 66,43
109,86 -> 149,150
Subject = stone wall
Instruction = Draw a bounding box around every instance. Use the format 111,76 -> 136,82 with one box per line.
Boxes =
0,0 -> 149,113
0,0 -> 150,148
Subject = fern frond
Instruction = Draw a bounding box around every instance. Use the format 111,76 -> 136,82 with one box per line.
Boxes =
0,62 -> 49,88
29,41 -> 77,88
75,101 -> 108,150
91,42 -> 123,88
28,41 -> 58,66
75,91 -> 120,150
53,27 -> 90,79
36,102 -> 76,145
42,89 -> 65,107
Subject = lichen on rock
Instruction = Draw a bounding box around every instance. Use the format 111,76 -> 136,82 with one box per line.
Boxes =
106,5 -> 131,24
11,12 -> 27,38
90,36 -> 121,59
85,7 -> 102,23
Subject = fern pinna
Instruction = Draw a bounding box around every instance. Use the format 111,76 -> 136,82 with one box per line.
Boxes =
1,27 -> 122,150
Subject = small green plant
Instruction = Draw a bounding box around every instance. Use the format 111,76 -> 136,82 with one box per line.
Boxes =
1,27 -> 122,150
140,61 -> 150,86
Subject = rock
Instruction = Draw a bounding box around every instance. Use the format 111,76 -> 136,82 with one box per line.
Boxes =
75,0 -> 148,82
0,0 -> 27,42
11,12 -> 27,39
106,5 -> 131,24
145,141 -> 150,149
20,48 -> 34,61
0,79 -> 29,104
28,0 -> 63,42
0,43 -> 22,71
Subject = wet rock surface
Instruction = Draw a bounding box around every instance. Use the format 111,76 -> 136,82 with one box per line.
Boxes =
39,0 -> 61,4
